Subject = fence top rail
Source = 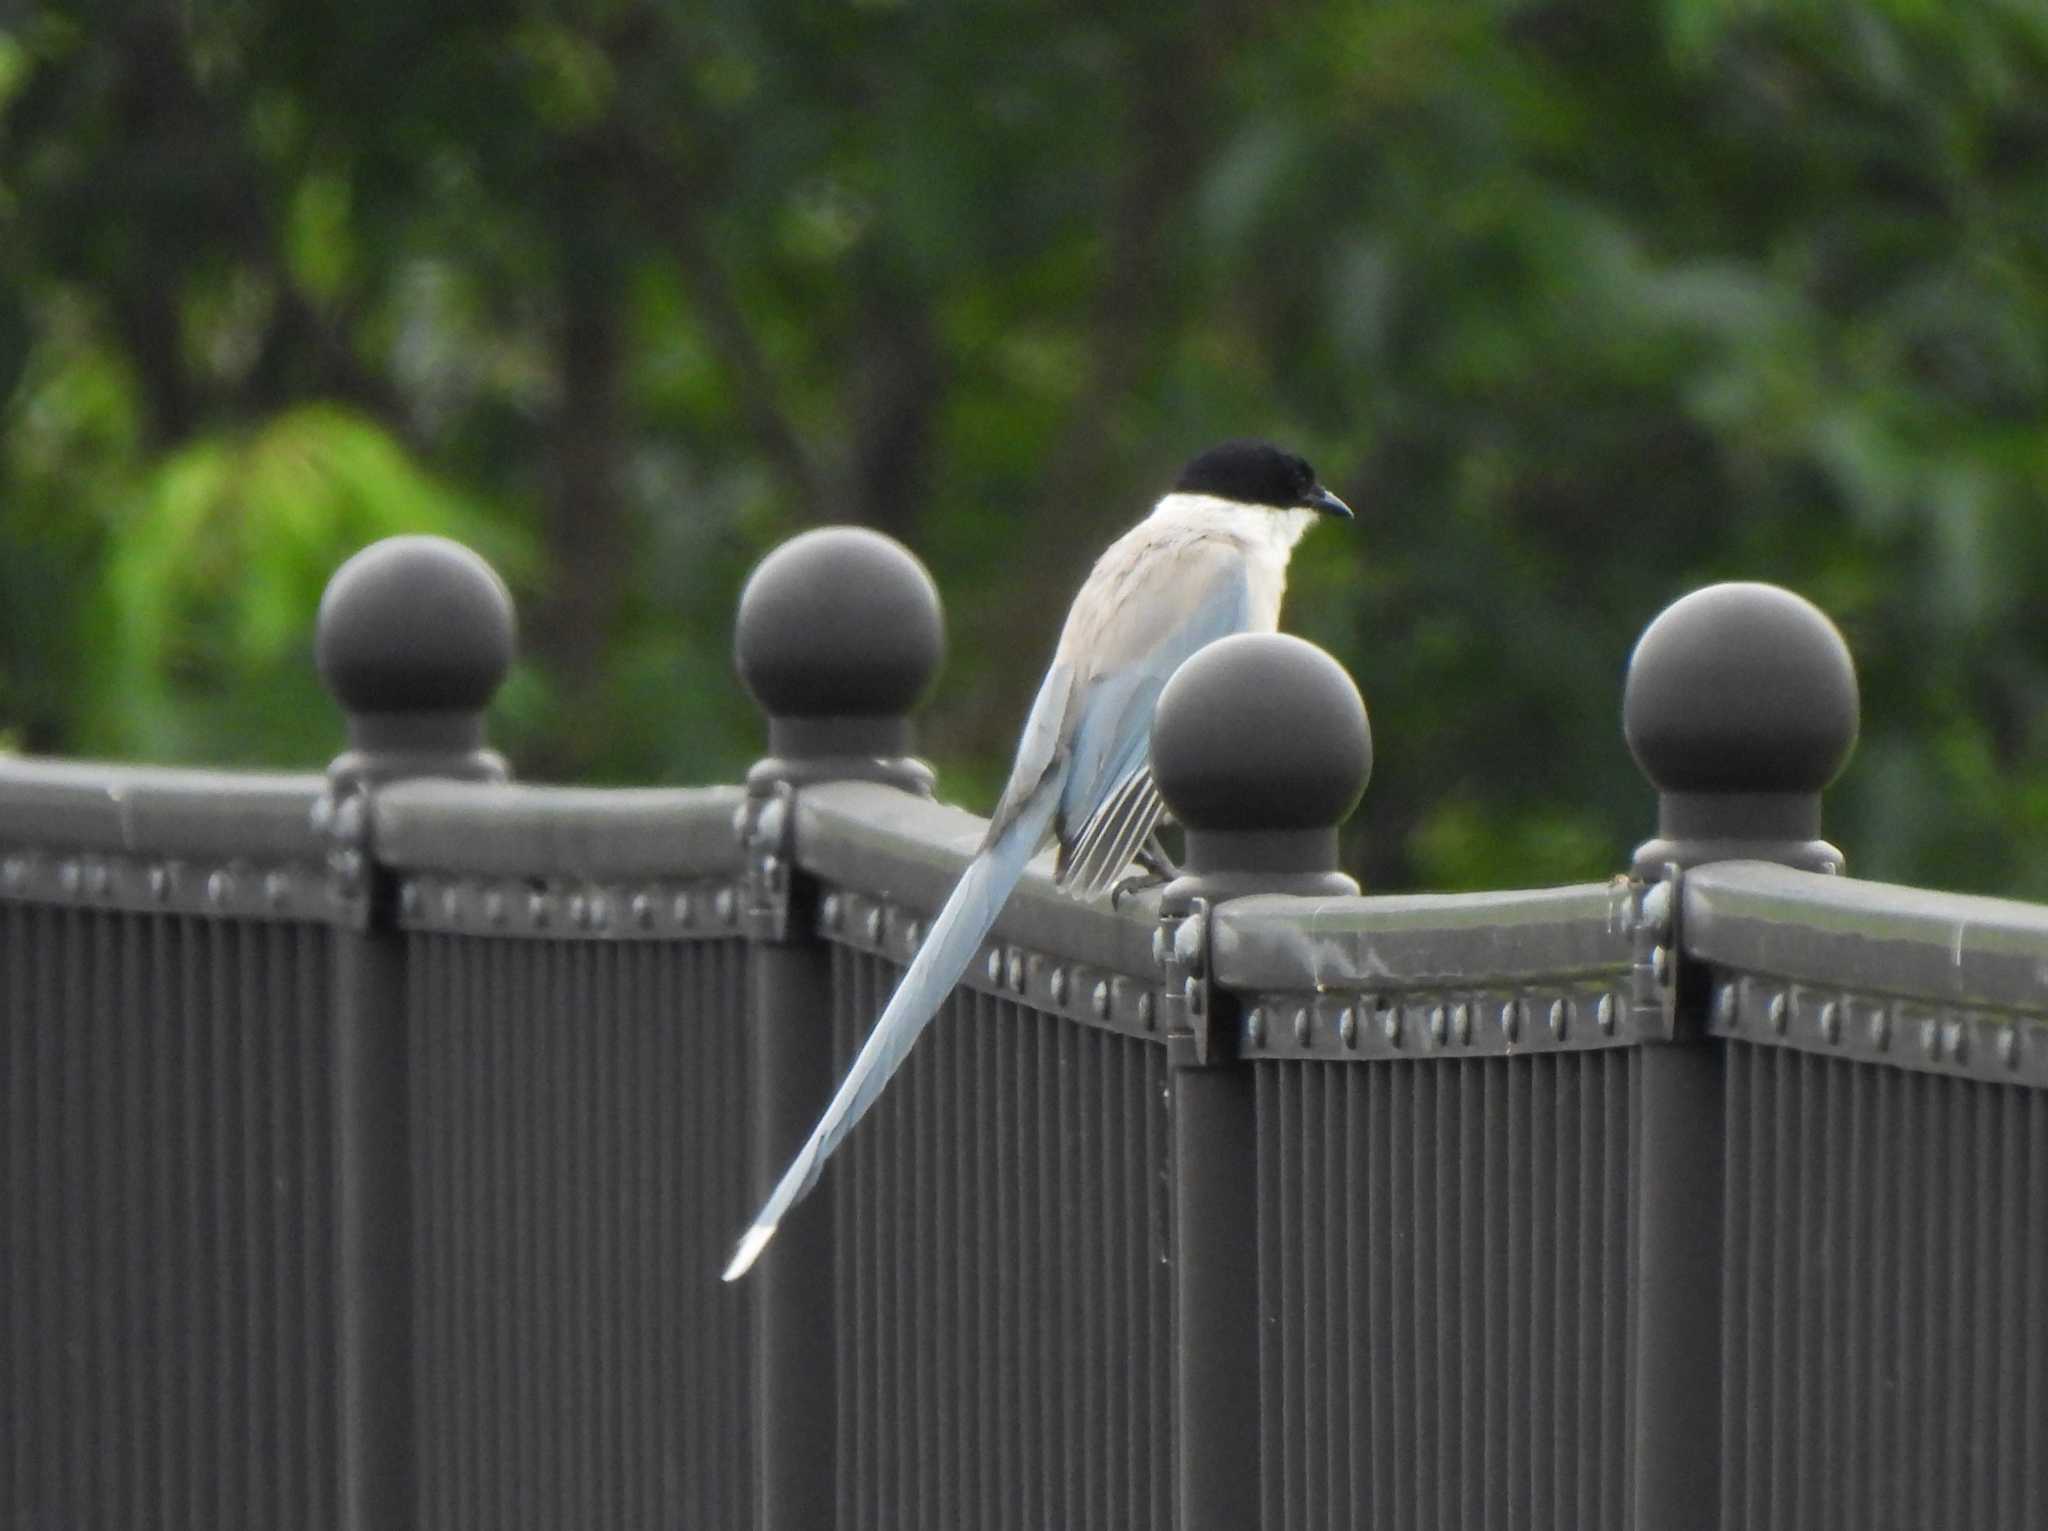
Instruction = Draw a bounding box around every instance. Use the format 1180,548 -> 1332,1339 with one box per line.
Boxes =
1209,880 -> 1636,995
1684,859 -> 2048,1021
0,755 -> 326,862
370,779 -> 748,879
793,780 -> 1157,982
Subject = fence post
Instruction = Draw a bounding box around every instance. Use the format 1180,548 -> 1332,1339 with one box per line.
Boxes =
1151,633 -> 1370,1531
1622,581 -> 1858,1530
315,535 -> 515,1531
732,526 -> 943,1531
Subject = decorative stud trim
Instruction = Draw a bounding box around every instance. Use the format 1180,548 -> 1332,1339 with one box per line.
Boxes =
1239,981 -> 1636,1061
1704,970 -> 2048,1086
820,883 -> 1166,1042
0,847 -> 336,924
393,871 -> 745,941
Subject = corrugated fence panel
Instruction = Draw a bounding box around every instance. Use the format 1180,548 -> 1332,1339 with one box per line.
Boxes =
829,941 -> 1174,1531
1255,1051 -> 1638,1531
0,905 -> 339,1531
1720,1039 -> 2048,1531
403,933 -> 753,1530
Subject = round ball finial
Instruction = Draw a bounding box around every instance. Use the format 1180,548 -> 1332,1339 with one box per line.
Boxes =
316,535 -> 515,717
1152,634 -> 1369,893
734,527 -> 945,722
1623,582 -> 1858,797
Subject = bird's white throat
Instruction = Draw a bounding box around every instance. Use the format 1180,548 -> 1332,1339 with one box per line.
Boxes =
1146,491 -> 1319,554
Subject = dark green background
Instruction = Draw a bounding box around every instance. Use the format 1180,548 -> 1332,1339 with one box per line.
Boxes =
3,1 -> 2044,894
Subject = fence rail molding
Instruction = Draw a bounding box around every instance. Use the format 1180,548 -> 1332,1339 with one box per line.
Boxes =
1683,861 -> 2048,1085
1210,881 -> 1638,1060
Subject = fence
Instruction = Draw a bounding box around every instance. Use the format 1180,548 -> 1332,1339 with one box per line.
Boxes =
2,531 -> 2043,1531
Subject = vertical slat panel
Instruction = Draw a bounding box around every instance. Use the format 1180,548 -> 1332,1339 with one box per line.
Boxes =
888,950 -> 912,1529
820,929 -> 1173,1530
1968,1067 -> 1997,1531
1844,1037 -> 1874,1531
0,907 -> 339,1531
1480,1058 -> 1505,1531
953,990 -> 978,1530
1081,1027 -> 1104,1531
1717,1032 -> 2048,1530
1460,1058 -> 1486,1531
1325,1064 -> 1350,1529
404,931 -> 753,1529
1529,1053 -> 1556,1531
1152,1041 -> 1175,1531
2,907 -> 21,1519
1033,1007 -> 1057,1527
1506,1058 -> 1531,1529
1056,1020 -> 1078,1531
1549,1053 -> 1579,1531
1308,1059 -> 1333,1531
983,985 -> 1012,1531
1255,1063 -> 1282,1531
1335,1064 -> 1368,1531
1257,1047 -> 1636,1531
2026,1087 -> 2047,1528
910,975 -> 934,1531
1599,1051 -> 1626,1531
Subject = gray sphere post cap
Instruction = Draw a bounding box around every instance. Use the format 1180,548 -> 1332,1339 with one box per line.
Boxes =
734,526 -> 945,721
316,535 -> 516,716
1623,581 -> 1858,796
1152,633 -> 1372,835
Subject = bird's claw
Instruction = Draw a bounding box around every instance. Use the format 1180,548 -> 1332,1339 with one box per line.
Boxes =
1136,831 -> 1180,881
1111,872 -> 1167,910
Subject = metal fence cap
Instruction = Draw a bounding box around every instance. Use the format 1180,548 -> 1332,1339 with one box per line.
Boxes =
734,526 -> 944,723
1624,581 -> 1857,797
317,535 -> 515,785
1624,581 -> 1857,875
735,527 -> 943,792
317,535 -> 516,717
1152,632 -> 1368,892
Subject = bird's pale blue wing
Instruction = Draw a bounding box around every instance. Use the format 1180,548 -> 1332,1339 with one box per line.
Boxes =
986,659 -> 1076,844
1054,543 -> 1257,888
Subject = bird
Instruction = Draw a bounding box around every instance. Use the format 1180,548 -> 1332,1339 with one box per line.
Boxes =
722,438 -> 1353,1281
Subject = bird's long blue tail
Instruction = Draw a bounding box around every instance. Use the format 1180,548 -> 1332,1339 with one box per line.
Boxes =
722,790 -> 1056,1281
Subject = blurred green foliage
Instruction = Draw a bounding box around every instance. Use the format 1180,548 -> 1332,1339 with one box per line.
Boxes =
1,0 -> 2045,895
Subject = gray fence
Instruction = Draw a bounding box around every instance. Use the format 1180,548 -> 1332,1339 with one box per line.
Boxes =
3,532 -> 2043,1531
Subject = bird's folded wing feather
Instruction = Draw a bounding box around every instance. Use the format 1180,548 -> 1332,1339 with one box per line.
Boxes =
1058,764 -> 1164,897
986,660 -> 1077,844
1054,536 -> 1257,892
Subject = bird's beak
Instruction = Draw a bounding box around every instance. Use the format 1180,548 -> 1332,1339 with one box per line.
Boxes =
1302,486 -> 1353,519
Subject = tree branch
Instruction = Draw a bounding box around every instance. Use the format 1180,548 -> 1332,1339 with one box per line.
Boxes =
620,137 -> 831,513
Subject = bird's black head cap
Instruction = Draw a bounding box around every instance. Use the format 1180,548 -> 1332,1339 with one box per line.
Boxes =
1173,439 -> 1350,516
